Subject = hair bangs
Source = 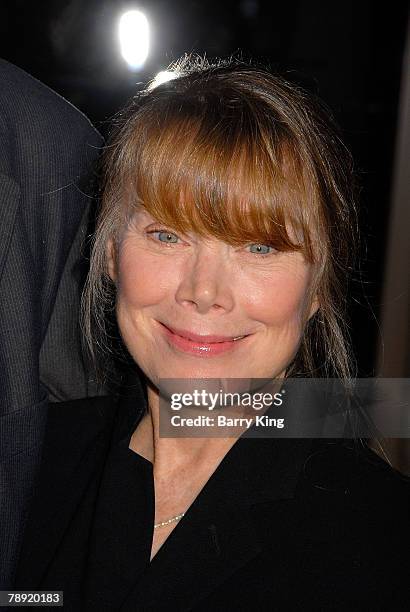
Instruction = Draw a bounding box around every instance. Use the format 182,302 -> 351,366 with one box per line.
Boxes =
124,106 -> 321,263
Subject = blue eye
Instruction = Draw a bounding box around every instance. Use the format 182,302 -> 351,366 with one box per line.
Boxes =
248,244 -> 274,255
151,230 -> 179,243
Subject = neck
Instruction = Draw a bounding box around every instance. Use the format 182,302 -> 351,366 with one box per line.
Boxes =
129,383 -> 239,472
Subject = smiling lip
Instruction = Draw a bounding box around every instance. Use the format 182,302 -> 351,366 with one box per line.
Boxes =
158,322 -> 249,356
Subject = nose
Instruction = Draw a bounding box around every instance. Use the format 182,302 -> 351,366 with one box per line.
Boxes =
174,243 -> 234,315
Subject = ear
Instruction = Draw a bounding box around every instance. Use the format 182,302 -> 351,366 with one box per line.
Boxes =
106,238 -> 117,282
308,295 -> 320,321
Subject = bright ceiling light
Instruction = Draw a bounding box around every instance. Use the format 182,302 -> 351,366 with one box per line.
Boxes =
118,10 -> 149,69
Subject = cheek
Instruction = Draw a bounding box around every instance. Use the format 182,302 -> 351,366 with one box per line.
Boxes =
245,269 -> 311,329
116,248 -> 175,308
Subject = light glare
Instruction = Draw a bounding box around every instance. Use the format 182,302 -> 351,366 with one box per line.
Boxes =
151,71 -> 178,88
119,10 -> 149,69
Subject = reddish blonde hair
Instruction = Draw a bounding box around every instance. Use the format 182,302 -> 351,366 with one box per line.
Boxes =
83,57 -> 358,382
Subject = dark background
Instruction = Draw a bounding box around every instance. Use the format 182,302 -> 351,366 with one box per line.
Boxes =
1,0 -> 408,375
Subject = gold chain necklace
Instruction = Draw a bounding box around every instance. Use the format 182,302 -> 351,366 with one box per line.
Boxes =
154,512 -> 185,529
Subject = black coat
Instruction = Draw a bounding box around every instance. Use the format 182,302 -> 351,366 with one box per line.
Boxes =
0,59 -> 102,587
15,388 -> 409,611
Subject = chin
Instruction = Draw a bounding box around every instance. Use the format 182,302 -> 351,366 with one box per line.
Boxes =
160,365 -> 239,380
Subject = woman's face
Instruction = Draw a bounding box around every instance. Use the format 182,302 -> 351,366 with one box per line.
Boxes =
108,209 -> 319,386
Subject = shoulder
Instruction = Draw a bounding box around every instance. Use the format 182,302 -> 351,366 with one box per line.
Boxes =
301,439 -> 409,489
298,439 -> 409,523
42,396 -> 119,462
0,58 -> 102,165
279,441 -> 409,609
45,395 -> 119,431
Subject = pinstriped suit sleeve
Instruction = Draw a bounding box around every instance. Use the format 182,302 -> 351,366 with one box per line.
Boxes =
0,59 -> 103,588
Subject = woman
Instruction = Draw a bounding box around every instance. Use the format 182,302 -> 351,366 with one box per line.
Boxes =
15,58 -> 408,610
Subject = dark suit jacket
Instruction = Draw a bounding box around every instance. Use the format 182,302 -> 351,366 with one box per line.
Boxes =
14,391 -> 409,611
0,59 -> 103,587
